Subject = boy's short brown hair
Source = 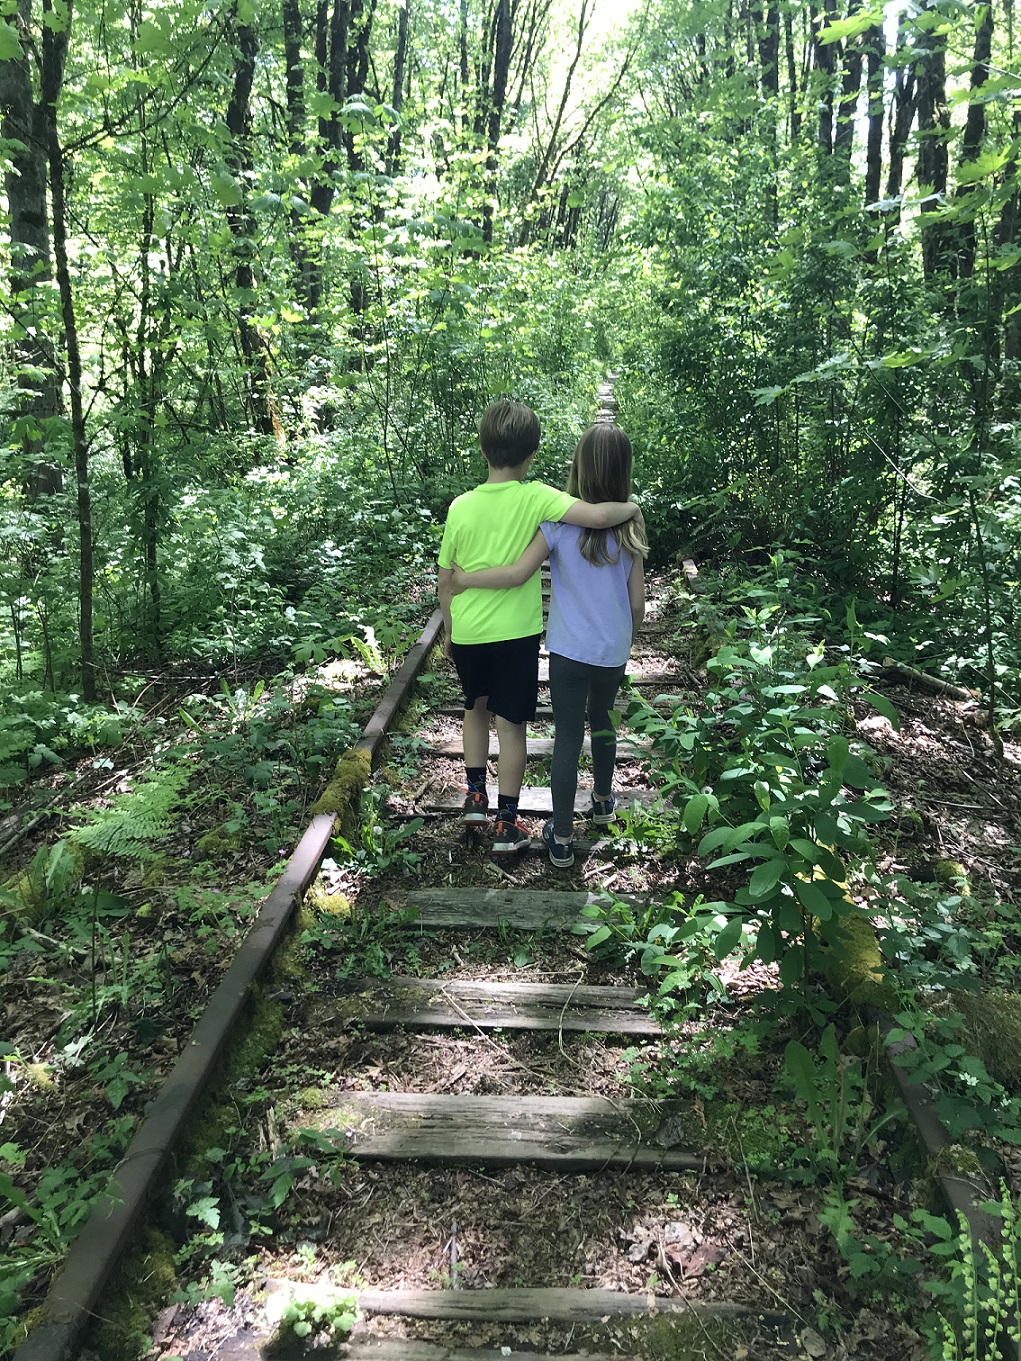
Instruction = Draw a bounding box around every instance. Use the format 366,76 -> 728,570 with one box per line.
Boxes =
478,400 -> 541,468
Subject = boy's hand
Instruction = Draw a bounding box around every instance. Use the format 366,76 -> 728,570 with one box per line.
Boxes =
450,563 -> 469,596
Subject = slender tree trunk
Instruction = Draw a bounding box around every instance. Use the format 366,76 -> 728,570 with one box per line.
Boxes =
784,6 -> 800,142
482,0 -> 511,243
833,10 -> 863,175
955,2 -> 994,281
885,9 -> 916,221
225,13 -> 285,441
1,0 -> 65,497
812,0 -> 836,156
863,22 -> 884,209
914,5 -> 952,277
42,4 -> 96,698
386,0 -> 409,173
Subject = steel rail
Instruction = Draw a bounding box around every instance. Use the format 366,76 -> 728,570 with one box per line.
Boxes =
15,607 -> 444,1361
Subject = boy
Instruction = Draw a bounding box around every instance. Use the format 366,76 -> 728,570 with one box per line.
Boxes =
437,399 -> 642,853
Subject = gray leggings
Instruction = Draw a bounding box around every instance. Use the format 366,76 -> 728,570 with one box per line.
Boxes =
549,651 -> 627,838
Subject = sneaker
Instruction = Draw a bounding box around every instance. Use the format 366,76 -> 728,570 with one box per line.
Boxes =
492,818 -> 530,854
462,789 -> 489,822
589,795 -> 616,826
542,820 -> 575,868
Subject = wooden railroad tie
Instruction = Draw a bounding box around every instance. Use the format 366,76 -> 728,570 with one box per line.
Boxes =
305,1092 -> 703,1170
313,977 -> 663,1036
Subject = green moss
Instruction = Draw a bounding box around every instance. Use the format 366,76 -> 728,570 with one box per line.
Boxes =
928,989 -> 1021,1091
700,1101 -> 798,1170
935,859 -> 971,896
311,747 -> 372,839
13,1304 -> 46,1345
86,1228 -> 178,1361
195,829 -> 236,858
814,911 -> 898,1013
929,1143 -> 984,1179
304,884 -> 351,918
178,988 -> 286,1171
297,1087 -> 326,1109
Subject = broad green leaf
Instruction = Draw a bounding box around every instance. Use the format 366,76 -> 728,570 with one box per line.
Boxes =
795,878 -> 833,920
713,917 -> 744,959
779,945 -> 805,986
211,172 -> 243,207
682,792 -> 710,834
0,21 -> 23,58
748,857 -> 786,899
769,816 -> 789,850
818,9 -> 883,44
862,691 -> 899,729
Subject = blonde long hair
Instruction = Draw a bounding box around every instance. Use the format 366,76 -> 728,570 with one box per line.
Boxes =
567,424 -> 649,566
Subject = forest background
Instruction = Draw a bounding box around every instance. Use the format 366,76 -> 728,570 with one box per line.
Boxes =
2,0 -> 1019,742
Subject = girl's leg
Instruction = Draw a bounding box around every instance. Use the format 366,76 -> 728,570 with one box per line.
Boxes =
587,663 -> 628,800
549,653 -> 588,840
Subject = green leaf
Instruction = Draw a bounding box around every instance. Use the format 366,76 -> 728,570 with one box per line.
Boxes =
818,9 -> 883,44
748,858 -> 787,899
861,691 -> 899,729
769,816 -> 789,850
779,945 -> 805,986
682,792 -> 710,834
0,20 -> 23,58
794,878 -> 833,920
713,917 -> 743,960
211,171 -> 243,207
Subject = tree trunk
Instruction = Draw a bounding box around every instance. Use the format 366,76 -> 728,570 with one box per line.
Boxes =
812,0 -> 836,156
885,10 -> 916,208
0,0 -> 65,497
833,7 -> 863,174
482,0 -> 511,243
914,5 -> 952,277
784,5 -> 799,142
863,21 -> 884,209
386,0 -> 409,173
955,1 -> 994,281
42,3 -> 96,698
225,13 -> 285,441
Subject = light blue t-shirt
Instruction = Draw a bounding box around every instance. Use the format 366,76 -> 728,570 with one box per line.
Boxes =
540,521 -> 635,667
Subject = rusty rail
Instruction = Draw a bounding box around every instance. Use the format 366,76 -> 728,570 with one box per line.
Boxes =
15,607 -> 444,1361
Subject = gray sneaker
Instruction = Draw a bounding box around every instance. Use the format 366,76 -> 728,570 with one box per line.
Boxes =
589,796 -> 616,826
542,820 -> 575,868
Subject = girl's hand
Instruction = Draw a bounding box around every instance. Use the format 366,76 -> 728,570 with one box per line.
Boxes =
450,564 -> 469,596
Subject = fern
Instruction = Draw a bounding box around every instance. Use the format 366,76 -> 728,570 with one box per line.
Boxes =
69,765 -> 191,861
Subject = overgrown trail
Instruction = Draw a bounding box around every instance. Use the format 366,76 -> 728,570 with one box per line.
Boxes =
151,579 -> 801,1355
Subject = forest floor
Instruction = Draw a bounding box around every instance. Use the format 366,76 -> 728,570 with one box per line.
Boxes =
4,567 -> 1021,1361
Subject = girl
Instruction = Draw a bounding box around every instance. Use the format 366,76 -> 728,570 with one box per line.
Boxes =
451,423 -> 647,867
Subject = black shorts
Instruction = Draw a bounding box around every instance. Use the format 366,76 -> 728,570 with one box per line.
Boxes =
450,634 -> 541,725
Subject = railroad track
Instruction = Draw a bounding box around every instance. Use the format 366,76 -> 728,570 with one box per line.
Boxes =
166,586 -> 799,1360
16,531 -> 999,1357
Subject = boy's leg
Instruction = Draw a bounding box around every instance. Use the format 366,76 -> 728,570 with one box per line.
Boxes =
549,653 -> 588,841
463,695 -> 491,770
493,714 -> 527,800
587,662 -> 627,801
450,642 -> 491,820
488,634 -> 540,853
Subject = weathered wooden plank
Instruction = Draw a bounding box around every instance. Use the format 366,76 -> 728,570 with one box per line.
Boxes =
426,737 -> 649,760
307,1093 -> 702,1170
437,704 -> 558,717
403,887 -> 646,930
353,1287 -> 785,1325
538,664 -> 684,685
315,977 -> 662,1036
425,786 -> 656,816
343,1343 -> 617,1361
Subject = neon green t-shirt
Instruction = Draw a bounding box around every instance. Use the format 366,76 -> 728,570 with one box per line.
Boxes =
439,480 -> 576,644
